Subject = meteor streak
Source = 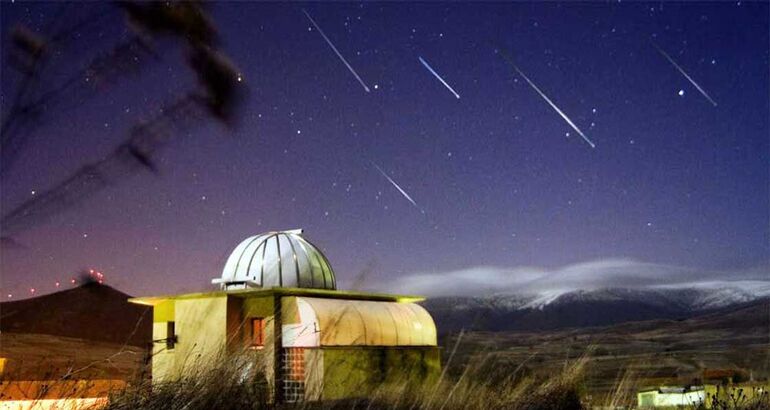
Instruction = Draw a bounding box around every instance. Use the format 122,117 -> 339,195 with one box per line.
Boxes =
371,161 -> 421,211
499,51 -> 595,148
302,9 -> 370,93
652,42 -> 718,107
419,56 -> 460,99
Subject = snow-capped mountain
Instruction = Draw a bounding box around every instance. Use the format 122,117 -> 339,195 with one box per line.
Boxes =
421,283 -> 770,333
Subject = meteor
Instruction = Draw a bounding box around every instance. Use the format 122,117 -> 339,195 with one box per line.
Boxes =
419,56 -> 460,99
302,9 -> 370,93
652,42 -> 718,107
499,51 -> 595,149
371,161 -> 421,211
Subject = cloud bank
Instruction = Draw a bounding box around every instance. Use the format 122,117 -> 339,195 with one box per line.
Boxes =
370,258 -> 770,298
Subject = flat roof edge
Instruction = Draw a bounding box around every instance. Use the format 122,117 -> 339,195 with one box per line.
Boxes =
128,287 -> 425,305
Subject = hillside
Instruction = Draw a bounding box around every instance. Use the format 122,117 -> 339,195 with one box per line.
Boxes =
441,298 -> 770,406
0,282 -> 151,347
0,332 -> 146,381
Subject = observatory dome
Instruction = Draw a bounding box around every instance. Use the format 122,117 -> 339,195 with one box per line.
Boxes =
213,229 -> 336,290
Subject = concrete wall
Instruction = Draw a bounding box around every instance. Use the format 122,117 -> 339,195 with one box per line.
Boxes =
317,347 -> 441,401
151,300 -> 175,382
237,295 -> 276,392
151,295 -> 277,384
175,296 -> 229,373
151,296 -> 229,381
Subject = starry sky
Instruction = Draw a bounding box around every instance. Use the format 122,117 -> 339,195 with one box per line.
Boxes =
1,2 -> 768,299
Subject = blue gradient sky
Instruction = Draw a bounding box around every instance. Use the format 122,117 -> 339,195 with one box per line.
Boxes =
1,2 -> 767,298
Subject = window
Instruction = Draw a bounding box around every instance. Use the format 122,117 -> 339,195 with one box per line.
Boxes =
166,321 -> 176,350
250,317 -> 265,349
283,348 -> 305,402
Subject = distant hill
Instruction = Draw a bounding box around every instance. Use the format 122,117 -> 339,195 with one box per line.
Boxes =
422,287 -> 768,333
0,283 -> 151,347
441,297 -> 770,404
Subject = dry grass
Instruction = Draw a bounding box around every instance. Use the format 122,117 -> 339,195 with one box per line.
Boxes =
700,386 -> 770,410
5,347 -> 767,410
101,350 -> 586,410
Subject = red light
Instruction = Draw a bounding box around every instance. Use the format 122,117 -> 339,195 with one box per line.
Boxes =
7,294 -> 12,299
55,282 -> 60,287
30,288 -> 36,294
70,278 -> 76,284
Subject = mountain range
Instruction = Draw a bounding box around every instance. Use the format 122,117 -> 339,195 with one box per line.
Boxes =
2,281 -> 767,340
422,285 -> 770,333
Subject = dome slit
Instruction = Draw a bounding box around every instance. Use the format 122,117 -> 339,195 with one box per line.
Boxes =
319,249 -> 336,289
245,239 -> 267,285
285,235 -> 301,287
233,235 -> 262,280
297,240 -> 315,288
311,246 -> 326,289
259,234 -> 276,287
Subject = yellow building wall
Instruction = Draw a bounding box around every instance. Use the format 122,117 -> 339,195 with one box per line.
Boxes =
151,300 -> 175,382
304,349 -> 324,401
175,296 -> 229,373
238,295 -> 277,392
147,292 -> 442,404
318,347 -> 441,401
151,296 -> 229,382
151,295 -> 277,384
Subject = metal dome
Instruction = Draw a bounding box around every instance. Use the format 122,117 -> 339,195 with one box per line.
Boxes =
213,229 -> 336,290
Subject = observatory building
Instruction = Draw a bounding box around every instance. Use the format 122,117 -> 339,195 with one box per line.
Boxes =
129,229 -> 440,403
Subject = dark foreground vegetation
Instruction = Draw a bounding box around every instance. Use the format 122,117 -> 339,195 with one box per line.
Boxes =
104,353 -> 585,410
102,354 -> 768,410
2,347 -> 767,409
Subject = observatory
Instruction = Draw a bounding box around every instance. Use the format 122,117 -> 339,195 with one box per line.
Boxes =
214,229 -> 336,290
130,229 -> 440,403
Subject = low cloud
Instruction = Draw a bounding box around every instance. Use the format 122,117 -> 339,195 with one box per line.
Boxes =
370,258 -> 770,297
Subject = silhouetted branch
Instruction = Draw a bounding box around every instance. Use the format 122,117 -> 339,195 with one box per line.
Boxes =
0,93 -> 205,237
0,1 -> 247,245
1,35 -> 159,175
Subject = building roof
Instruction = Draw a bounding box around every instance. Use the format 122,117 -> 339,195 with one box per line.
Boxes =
282,296 -> 437,347
213,229 -> 336,290
128,287 -> 425,306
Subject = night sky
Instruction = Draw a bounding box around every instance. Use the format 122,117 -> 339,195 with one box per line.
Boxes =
1,2 -> 768,299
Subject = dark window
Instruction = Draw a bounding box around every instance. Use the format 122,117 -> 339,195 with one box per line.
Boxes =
251,318 -> 265,348
166,321 -> 176,350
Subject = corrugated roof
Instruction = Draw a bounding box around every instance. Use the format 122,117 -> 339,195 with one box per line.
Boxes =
282,296 -> 437,347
